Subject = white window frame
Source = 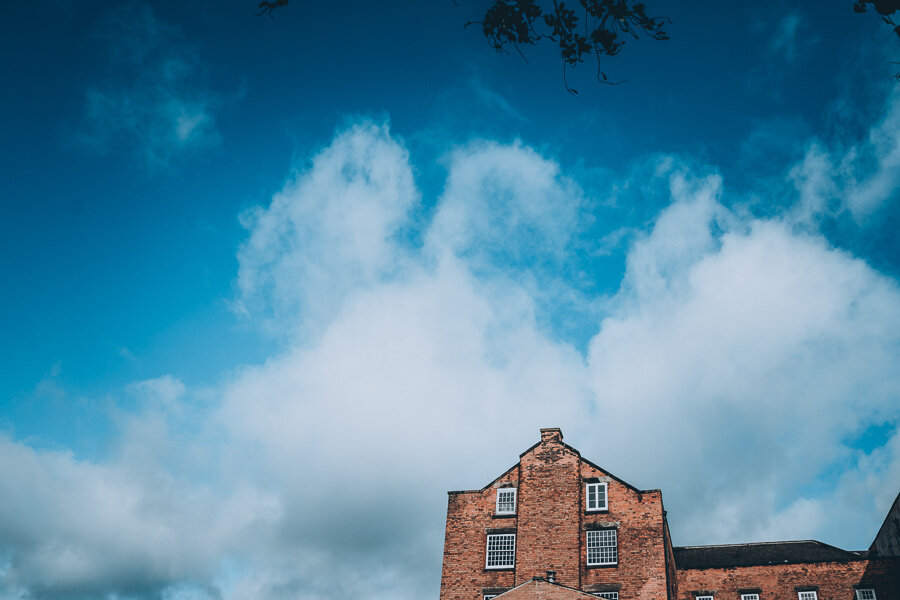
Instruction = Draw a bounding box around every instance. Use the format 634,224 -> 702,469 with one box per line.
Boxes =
594,593 -> 618,599
586,529 -> 617,566
495,488 -> 516,515
740,595 -> 759,600
485,533 -> 516,569
696,596 -> 714,600
856,591 -> 876,600
586,481 -> 608,511
798,593 -> 818,600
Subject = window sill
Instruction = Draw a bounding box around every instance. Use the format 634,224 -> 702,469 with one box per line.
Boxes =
586,563 -> 618,569
484,567 -> 515,572
492,513 -> 517,519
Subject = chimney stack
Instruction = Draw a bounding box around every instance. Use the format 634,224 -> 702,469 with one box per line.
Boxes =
540,427 -> 563,444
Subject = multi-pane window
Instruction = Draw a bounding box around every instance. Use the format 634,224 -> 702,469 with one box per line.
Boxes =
856,591 -> 876,600
586,529 -> 617,565
485,534 -> 516,569
695,597 -> 714,600
496,488 -> 516,515
740,595 -> 759,600
586,482 -> 608,511
798,593 -> 817,600
593,592 -> 618,599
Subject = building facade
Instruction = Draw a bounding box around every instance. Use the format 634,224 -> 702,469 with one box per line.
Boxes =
439,428 -> 900,600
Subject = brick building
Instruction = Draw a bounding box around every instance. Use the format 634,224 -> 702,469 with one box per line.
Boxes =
439,428 -> 900,600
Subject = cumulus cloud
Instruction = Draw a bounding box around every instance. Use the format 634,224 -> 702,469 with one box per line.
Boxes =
844,87 -> 900,217
79,4 -> 223,169
236,122 -> 418,336
789,87 -> 900,223
427,140 -> 581,266
584,176 -> 900,545
5,101 -> 900,599
223,119 -> 900,595
0,430 -> 273,600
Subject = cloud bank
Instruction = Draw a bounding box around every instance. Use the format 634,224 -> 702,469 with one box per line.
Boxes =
4,103 -> 900,599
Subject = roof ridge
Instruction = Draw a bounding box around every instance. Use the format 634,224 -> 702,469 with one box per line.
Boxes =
675,539 -> 823,549
492,577 -> 597,599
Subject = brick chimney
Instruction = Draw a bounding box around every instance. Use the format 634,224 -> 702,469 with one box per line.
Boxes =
540,427 -> 563,443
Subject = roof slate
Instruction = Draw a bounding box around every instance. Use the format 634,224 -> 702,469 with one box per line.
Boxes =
493,578 -> 599,600
674,540 -> 865,570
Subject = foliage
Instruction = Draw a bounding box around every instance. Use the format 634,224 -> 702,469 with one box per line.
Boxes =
256,0 -> 668,93
853,0 -> 900,37
854,0 -> 900,78
258,0 -> 288,17
468,0 -> 669,93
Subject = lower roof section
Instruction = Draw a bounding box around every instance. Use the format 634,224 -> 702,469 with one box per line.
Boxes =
674,540 -> 866,570
492,578 -> 599,600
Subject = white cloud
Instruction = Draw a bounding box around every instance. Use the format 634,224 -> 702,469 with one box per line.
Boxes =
584,182 -> 900,545
789,87 -> 900,223
79,4 -> 223,169
0,431 -> 274,600
6,109 -> 900,599
427,140 -> 581,267
224,120 -> 900,594
235,121 -> 418,337
844,87 -> 900,217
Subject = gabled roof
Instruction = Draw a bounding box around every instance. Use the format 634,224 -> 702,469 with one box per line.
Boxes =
514,437 -> 647,493
674,540 -> 866,570
492,577 -> 599,600
448,429 -> 651,495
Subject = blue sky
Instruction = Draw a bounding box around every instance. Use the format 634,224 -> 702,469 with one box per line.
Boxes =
2,1 -> 900,599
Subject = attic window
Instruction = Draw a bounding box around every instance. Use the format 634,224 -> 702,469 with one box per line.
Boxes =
485,533 -> 516,569
740,595 -> 759,600
594,593 -> 618,599
586,529 -> 617,565
798,593 -> 818,600
586,482 -> 608,511
856,590 -> 876,600
496,488 -> 516,515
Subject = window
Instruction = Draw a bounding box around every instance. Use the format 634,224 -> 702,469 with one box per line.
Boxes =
798,593 -> 817,600
484,596 -> 498,600
485,534 -> 516,569
586,529 -> 617,565
856,591 -> 876,600
593,593 -> 618,599
586,482 -> 608,511
696,597 -> 714,600
740,595 -> 759,600
496,488 -> 516,515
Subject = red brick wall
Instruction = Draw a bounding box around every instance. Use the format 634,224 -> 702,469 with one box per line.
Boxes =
664,518 -> 679,599
580,478 -> 668,600
676,557 -> 900,599
439,429 -> 671,600
517,431 -> 583,587
439,464 -> 520,600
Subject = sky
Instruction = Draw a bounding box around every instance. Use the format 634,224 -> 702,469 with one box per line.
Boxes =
1,1 -> 900,599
